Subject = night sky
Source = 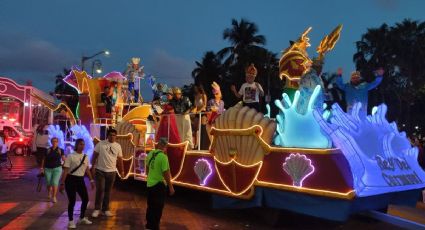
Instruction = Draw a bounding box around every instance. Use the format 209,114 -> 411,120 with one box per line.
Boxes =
0,0 -> 423,100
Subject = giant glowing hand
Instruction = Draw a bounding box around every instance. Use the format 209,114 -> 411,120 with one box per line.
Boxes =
274,85 -> 332,148
314,102 -> 424,196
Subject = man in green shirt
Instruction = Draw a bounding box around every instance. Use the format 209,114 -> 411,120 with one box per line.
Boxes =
145,138 -> 175,230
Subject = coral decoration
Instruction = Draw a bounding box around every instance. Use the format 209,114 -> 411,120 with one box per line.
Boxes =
274,85 -> 332,148
282,153 -> 315,187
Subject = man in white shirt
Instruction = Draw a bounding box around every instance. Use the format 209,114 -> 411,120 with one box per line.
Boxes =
90,129 -> 124,217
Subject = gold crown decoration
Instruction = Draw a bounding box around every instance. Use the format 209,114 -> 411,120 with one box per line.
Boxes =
245,63 -> 258,76
316,25 -> 343,61
172,87 -> 182,94
131,57 -> 141,65
279,27 -> 313,82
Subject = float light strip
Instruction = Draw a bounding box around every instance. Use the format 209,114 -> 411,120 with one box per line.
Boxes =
116,155 -> 135,180
72,70 -> 100,124
0,77 -> 28,91
126,139 -> 350,199
256,180 -> 355,200
163,141 -> 189,181
36,99 -> 77,126
214,157 -> 263,195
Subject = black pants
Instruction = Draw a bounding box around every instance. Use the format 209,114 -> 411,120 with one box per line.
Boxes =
65,175 -> 89,221
146,183 -> 166,230
243,102 -> 260,111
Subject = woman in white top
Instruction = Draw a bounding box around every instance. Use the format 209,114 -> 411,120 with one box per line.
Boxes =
59,139 -> 95,229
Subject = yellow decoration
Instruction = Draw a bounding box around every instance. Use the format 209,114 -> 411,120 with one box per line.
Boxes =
279,27 -> 313,82
317,25 -> 343,60
121,104 -> 151,122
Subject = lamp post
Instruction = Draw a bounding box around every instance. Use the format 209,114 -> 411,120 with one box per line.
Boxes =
81,50 -> 110,71
91,59 -> 103,76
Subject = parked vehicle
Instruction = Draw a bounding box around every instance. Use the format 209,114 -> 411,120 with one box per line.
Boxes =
0,120 -> 32,156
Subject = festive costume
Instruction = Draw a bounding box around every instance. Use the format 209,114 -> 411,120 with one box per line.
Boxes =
170,88 -> 193,148
155,104 -> 181,144
335,71 -> 383,115
124,57 -> 144,103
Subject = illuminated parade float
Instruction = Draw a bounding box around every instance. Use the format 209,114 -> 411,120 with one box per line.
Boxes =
2,26 -> 424,221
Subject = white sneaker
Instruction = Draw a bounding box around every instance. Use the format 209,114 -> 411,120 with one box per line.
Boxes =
78,217 -> 92,225
102,211 -> 114,217
68,220 -> 76,229
52,197 -> 57,203
92,210 -> 100,218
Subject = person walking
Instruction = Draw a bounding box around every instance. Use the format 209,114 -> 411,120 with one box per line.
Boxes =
90,128 -> 124,218
40,137 -> 65,203
59,138 -> 95,229
145,138 -> 175,230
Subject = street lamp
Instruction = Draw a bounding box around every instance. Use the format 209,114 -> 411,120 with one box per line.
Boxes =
91,59 -> 103,76
81,50 -> 110,71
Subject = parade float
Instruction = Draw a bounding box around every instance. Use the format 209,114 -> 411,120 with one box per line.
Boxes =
28,26 -> 425,221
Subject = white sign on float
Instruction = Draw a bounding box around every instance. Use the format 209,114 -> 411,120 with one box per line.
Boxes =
314,102 -> 425,196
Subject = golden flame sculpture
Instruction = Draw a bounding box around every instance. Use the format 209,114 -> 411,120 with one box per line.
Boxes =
316,25 -> 343,61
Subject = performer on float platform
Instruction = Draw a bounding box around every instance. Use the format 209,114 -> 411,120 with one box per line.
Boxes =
124,57 -> 144,103
335,67 -> 384,115
230,63 -> 264,111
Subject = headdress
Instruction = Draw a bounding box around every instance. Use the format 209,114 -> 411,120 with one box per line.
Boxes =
211,81 -> 221,95
172,87 -> 182,94
245,63 -> 258,76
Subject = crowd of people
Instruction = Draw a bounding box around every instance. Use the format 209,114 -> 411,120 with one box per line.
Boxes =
34,128 -> 174,230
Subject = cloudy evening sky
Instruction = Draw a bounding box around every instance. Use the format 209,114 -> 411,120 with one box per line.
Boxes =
0,0 -> 423,100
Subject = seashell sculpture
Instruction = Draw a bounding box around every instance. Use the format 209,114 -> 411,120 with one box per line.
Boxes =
212,103 -> 276,165
194,159 -> 213,186
115,120 -> 141,145
282,153 -> 315,187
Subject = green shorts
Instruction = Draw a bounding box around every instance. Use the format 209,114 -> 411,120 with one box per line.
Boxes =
44,166 -> 62,186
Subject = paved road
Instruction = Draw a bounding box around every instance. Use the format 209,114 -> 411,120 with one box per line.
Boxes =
0,156 -> 404,230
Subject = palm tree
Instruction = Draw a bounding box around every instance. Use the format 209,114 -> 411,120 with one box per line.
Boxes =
353,19 -> 425,131
53,68 -> 79,117
191,51 -> 223,97
218,18 -> 266,67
